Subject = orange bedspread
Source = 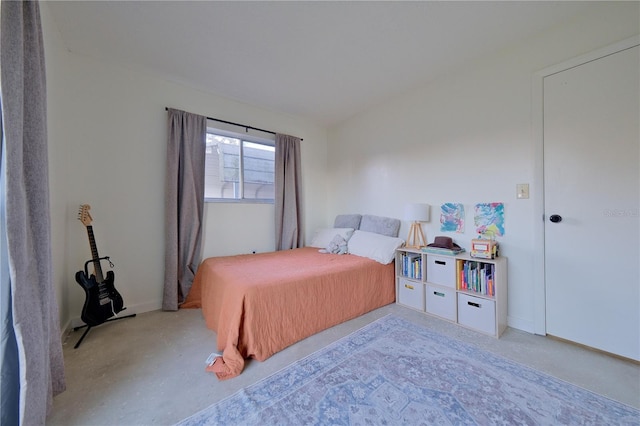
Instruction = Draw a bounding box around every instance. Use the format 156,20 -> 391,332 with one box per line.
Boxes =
182,247 -> 395,380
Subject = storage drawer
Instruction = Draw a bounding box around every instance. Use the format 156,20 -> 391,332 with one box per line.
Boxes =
457,293 -> 496,335
425,285 -> 456,321
426,255 -> 456,288
398,278 -> 424,311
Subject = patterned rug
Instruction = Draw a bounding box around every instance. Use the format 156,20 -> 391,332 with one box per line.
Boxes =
178,315 -> 639,425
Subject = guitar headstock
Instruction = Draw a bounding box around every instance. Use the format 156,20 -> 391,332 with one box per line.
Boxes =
78,204 -> 93,227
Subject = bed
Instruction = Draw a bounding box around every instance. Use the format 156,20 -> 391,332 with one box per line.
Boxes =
182,214 -> 404,380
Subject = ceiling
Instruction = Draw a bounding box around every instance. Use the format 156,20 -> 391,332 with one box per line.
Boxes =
47,1 -> 596,127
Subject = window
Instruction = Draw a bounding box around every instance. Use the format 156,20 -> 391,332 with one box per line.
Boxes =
205,128 -> 275,202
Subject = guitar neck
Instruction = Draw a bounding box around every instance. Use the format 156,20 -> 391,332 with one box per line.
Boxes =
86,225 -> 104,283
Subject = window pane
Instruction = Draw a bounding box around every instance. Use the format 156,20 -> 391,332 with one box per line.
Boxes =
242,142 -> 275,200
205,134 -> 241,199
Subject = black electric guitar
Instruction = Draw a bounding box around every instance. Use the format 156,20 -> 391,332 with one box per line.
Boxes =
75,204 -> 124,327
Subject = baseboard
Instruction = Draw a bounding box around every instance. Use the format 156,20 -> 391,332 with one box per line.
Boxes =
66,299 -> 163,331
546,334 -> 640,365
60,318 -> 74,342
507,315 -> 535,334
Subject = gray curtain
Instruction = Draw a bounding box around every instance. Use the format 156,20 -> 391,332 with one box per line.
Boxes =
163,109 -> 207,310
274,134 -> 303,250
0,88 -> 20,425
0,1 -> 66,425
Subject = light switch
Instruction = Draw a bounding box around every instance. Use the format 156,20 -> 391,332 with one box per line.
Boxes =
516,183 -> 529,199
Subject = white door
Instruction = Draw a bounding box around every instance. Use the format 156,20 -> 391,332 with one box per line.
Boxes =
543,45 -> 639,361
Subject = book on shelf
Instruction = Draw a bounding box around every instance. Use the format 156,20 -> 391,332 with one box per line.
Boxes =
458,260 -> 495,297
401,252 -> 422,280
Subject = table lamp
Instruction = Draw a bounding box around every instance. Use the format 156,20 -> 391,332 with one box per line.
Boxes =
404,203 -> 430,249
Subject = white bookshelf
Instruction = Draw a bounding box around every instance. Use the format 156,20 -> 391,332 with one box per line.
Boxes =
396,248 -> 508,337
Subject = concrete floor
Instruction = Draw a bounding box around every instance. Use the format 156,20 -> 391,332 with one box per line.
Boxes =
47,304 -> 640,425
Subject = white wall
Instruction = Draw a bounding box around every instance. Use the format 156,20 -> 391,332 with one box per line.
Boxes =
327,3 -> 639,332
40,3 -> 328,329
41,1 -> 638,333
41,3 -> 71,328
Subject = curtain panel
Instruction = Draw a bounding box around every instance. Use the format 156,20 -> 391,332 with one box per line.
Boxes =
163,109 -> 207,311
274,134 -> 303,250
0,1 -> 66,424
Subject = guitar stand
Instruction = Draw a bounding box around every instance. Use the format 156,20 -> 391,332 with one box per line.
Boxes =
73,309 -> 137,349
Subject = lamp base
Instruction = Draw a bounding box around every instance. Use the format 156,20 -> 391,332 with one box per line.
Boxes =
406,221 -> 427,249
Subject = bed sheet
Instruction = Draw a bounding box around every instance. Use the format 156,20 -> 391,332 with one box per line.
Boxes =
182,247 -> 395,380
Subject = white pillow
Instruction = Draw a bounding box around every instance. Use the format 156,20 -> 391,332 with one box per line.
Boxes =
348,230 -> 405,264
308,227 -> 354,248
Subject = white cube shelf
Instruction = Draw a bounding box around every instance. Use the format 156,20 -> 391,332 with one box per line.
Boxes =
457,293 -> 496,335
395,248 -> 508,338
398,277 -> 425,311
425,285 -> 456,321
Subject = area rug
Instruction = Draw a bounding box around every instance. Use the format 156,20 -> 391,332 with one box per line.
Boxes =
177,314 -> 639,425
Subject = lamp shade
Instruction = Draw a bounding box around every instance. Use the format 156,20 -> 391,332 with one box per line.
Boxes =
404,203 -> 430,222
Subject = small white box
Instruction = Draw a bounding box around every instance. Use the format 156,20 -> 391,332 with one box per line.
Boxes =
425,285 -> 456,321
426,255 -> 456,288
457,293 -> 496,335
398,278 -> 424,311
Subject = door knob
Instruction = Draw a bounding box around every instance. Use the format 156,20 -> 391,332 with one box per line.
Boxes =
549,214 -> 562,223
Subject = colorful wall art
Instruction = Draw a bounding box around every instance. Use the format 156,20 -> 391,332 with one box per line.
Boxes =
440,203 -> 465,233
474,202 -> 505,236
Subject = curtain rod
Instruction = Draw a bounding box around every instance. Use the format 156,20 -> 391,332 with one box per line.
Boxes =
165,107 -> 302,141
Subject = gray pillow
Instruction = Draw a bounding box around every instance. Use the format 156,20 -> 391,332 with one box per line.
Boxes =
359,215 -> 401,237
334,214 -> 362,230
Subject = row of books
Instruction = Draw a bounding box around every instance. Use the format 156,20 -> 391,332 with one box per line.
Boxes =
458,260 -> 495,296
400,252 -> 422,280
